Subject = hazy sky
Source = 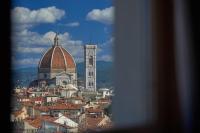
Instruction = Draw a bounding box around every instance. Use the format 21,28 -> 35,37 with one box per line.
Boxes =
11,0 -> 113,68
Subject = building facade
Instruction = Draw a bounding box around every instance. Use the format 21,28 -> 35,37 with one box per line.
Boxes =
84,45 -> 97,91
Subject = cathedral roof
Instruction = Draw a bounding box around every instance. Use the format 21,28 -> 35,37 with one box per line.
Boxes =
38,34 -> 76,71
62,84 -> 78,91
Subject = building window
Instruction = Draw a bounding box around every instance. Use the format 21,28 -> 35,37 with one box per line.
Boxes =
89,82 -> 93,87
89,71 -> 93,76
89,56 -> 93,66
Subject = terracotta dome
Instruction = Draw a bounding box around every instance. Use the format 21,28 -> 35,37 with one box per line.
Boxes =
38,34 -> 76,71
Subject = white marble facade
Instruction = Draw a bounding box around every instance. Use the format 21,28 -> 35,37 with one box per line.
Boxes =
84,45 -> 97,91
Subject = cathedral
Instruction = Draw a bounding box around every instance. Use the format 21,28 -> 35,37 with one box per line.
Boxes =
30,33 -> 97,92
37,34 -> 77,87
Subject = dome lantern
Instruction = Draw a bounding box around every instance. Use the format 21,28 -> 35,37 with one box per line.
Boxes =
54,33 -> 59,46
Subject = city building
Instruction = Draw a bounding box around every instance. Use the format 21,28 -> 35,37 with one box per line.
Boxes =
37,33 -> 77,87
12,34 -> 112,133
84,45 -> 97,92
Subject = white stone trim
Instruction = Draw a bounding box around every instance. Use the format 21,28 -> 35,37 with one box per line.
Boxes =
61,46 -> 77,69
61,46 -> 77,87
59,46 -> 68,71
50,46 -> 57,73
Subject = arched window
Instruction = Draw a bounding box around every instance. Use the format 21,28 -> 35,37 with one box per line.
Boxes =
89,56 -> 93,66
89,71 -> 93,76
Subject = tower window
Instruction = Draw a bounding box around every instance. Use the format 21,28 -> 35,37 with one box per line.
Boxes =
89,56 -> 93,66
89,71 -> 93,76
88,82 -> 93,87
88,82 -> 94,87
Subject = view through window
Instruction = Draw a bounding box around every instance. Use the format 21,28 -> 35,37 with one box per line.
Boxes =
11,0 -> 114,132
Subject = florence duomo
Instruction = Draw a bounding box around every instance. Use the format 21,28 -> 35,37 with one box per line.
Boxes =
32,33 -> 78,88
11,0 -> 114,132
30,33 -> 97,92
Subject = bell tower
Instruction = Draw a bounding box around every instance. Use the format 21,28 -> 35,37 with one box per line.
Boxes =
84,45 -> 97,91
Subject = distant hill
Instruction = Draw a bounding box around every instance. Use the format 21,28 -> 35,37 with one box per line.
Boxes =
12,61 -> 114,88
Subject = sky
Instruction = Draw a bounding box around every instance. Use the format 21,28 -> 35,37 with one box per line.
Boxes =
11,0 -> 114,68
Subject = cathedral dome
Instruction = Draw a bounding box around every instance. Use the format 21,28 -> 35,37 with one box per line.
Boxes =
38,34 -> 76,72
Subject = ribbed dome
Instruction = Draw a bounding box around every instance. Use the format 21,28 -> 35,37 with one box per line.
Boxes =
38,34 -> 76,71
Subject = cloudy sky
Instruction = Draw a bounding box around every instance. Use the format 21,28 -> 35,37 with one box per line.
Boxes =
11,0 -> 114,68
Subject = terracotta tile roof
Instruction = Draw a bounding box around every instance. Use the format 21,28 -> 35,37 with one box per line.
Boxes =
86,117 -> 104,129
86,108 -> 103,113
40,48 -> 54,68
85,115 -> 113,130
39,46 -> 75,71
57,99 -> 65,103
41,115 -> 56,121
30,97 -> 44,102
24,115 -> 56,128
25,117 -> 41,128
48,103 -> 82,110
44,119 -> 73,129
13,110 -> 24,117
61,47 -> 76,68
52,47 -> 66,69
34,106 -> 49,112
26,116 -> 68,129
48,104 -> 68,110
